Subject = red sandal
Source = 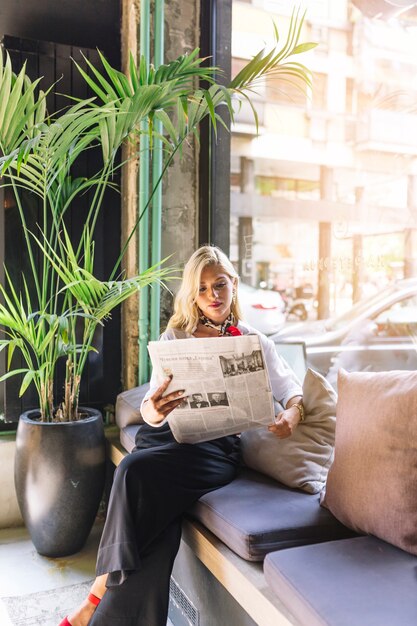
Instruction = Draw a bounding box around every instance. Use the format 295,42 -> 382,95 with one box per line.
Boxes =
58,592 -> 101,625
87,592 -> 101,607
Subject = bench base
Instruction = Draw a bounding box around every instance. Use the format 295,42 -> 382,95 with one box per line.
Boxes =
175,519 -> 297,626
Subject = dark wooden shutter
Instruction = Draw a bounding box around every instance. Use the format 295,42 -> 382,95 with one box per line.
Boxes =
1,36 -> 121,423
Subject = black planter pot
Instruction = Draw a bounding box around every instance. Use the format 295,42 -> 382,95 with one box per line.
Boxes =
14,408 -> 106,557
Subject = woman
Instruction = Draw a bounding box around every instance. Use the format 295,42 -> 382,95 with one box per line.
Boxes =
61,245 -> 303,626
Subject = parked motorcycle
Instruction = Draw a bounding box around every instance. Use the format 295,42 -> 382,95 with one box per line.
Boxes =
279,285 -> 317,321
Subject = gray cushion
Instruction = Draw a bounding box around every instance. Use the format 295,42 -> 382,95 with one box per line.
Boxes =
264,536 -> 417,626
322,369 -> 417,556
241,369 -> 336,494
119,424 -> 141,453
189,468 -> 356,561
115,383 -> 150,429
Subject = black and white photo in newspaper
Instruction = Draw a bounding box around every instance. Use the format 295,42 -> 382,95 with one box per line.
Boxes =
147,335 -> 275,443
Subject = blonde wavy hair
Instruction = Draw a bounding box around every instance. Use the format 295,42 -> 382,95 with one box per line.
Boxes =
167,245 -> 242,334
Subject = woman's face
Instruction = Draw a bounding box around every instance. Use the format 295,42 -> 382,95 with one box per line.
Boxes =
196,264 -> 235,323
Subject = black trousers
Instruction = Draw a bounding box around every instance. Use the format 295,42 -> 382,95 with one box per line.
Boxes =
89,423 -> 240,626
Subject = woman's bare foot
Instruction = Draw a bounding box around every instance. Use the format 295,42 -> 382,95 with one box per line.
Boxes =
65,574 -> 107,626
66,597 -> 97,626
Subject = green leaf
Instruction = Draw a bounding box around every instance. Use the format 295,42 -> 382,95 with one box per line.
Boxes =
1,63 -> 27,142
7,340 -> 17,369
0,53 -> 13,132
0,369 -> 29,383
292,42 -> 318,55
139,55 -> 148,85
73,58 -> 112,102
203,89 -> 216,136
154,110 -> 178,144
19,369 -> 36,397
98,50 -> 133,98
129,52 -> 139,91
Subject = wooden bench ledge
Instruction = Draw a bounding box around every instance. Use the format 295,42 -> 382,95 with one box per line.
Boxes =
182,518 -> 295,626
106,427 -> 127,467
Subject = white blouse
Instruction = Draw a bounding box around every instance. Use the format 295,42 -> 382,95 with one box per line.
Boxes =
140,320 -> 303,426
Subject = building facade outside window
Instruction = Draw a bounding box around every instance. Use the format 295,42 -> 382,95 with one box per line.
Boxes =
230,0 -> 417,379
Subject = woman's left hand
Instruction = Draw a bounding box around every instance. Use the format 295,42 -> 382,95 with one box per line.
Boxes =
268,406 -> 301,439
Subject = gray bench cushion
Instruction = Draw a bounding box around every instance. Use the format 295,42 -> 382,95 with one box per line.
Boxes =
119,424 -> 140,453
115,384 -> 150,429
189,468 -> 356,561
264,536 -> 417,626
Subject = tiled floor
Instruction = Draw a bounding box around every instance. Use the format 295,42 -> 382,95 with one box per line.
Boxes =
0,524 -> 174,625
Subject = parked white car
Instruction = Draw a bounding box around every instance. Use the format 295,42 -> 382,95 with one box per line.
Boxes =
238,282 -> 286,335
271,278 -> 417,386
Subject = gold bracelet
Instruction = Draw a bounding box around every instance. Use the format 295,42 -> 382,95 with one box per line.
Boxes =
290,401 -> 305,422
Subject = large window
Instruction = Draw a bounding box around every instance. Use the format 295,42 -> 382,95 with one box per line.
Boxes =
230,0 -> 417,382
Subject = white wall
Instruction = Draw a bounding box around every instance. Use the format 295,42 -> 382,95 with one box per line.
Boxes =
0,438 -> 23,528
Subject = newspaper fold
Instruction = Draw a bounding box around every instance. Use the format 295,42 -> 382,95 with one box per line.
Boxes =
148,335 -> 274,443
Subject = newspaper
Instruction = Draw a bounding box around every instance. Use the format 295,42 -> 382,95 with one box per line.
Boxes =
147,334 -> 275,443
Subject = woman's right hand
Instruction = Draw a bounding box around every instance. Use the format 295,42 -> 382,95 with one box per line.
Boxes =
141,376 -> 185,425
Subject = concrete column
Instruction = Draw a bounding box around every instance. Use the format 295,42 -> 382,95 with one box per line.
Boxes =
120,0 -> 200,387
351,186 -> 365,302
317,223 -> 331,319
240,157 -> 255,193
120,0 -> 140,389
238,218 -> 254,283
238,158 -> 255,283
404,229 -> 414,278
352,234 -> 363,302
0,438 -> 23,528
317,167 -> 333,319
404,175 -> 417,278
159,0 -> 200,328
0,187 -> 4,411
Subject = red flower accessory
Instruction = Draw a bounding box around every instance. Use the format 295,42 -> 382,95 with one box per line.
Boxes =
226,325 -> 242,336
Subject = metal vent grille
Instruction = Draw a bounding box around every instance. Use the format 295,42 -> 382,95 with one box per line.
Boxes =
169,577 -> 199,626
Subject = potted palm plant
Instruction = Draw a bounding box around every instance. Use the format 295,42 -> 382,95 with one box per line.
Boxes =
0,9 -> 316,556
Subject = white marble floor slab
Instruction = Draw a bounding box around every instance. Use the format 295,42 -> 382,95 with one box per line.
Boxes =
0,524 -> 102,597
0,524 -> 101,625
0,525 -> 175,625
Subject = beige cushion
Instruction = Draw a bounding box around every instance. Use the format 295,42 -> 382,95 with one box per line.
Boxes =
115,383 -> 150,428
240,369 -> 337,494
322,369 -> 417,556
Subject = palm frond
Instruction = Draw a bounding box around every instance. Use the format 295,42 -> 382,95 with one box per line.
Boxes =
229,8 -> 316,94
31,226 -> 176,313
1,101 -> 103,198
78,48 -> 216,103
0,50 -> 49,154
0,12 -> 316,420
